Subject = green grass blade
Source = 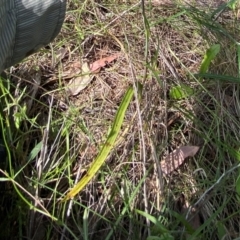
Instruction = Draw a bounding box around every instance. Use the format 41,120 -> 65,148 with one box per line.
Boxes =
63,86 -> 134,200
210,0 -> 236,18
188,197 -> 229,240
135,209 -> 168,234
237,44 -> 240,77
83,207 -> 89,240
194,73 -> 240,82
199,44 -> 220,74
27,141 -> 43,162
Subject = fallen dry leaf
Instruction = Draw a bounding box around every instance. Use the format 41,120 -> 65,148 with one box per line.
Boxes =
67,53 -> 120,96
151,0 -> 175,7
90,53 -> 120,73
62,61 -> 82,79
42,60 -> 82,86
53,47 -> 68,66
67,62 -> 93,96
161,146 -> 199,175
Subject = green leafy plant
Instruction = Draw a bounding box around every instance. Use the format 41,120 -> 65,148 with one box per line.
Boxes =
199,44 -> 220,74
169,84 -> 193,100
135,209 -> 174,240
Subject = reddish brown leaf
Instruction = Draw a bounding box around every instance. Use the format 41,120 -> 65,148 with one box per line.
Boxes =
161,146 -> 199,175
66,53 -> 120,96
89,53 -> 120,73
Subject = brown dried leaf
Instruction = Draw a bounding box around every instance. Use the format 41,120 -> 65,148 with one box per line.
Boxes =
67,62 -> 94,96
90,53 -> 120,73
62,61 -> 82,79
151,0 -> 175,7
43,61 -> 81,85
53,47 -> 68,66
66,53 -> 120,96
161,146 -> 199,175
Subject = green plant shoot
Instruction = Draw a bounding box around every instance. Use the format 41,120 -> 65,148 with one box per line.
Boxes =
63,86 -> 134,200
199,44 -> 220,74
169,84 -> 193,100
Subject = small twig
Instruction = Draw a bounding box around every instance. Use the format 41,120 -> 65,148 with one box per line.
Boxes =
44,122 -> 65,170
60,146 -> 90,240
150,138 -> 164,211
98,1 -> 141,33
29,95 -> 53,238
186,162 -> 240,219
139,0 -> 151,236
141,0 -> 150,82
26,71 -> 41,113
129,59 -> 150,237
42,96 -> 54,171
159,50 -> 179,80
0,169 -> 55,219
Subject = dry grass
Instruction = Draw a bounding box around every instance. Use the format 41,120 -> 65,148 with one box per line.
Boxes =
1,0 -> 240,239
